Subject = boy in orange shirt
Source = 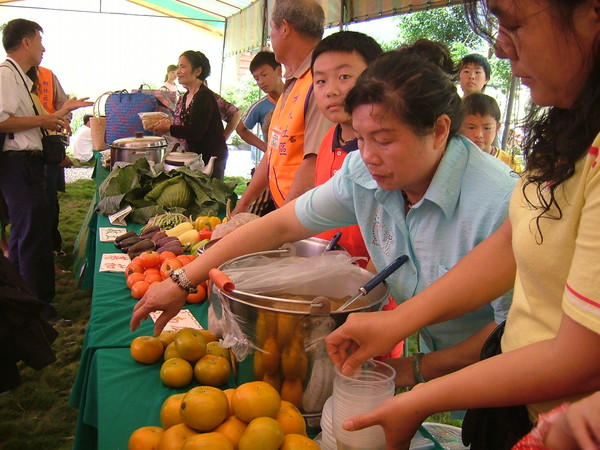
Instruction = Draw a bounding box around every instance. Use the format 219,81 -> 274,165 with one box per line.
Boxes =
310,31 -> 383,266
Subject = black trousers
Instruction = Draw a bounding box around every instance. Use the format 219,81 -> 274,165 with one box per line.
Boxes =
0,151 -> 56,319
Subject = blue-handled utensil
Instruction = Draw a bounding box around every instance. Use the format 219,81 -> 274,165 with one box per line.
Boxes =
324,231 -> 342,252
337,255 -> 409,311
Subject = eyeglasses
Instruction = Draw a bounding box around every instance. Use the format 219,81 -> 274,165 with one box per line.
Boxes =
492,5 -> 551,60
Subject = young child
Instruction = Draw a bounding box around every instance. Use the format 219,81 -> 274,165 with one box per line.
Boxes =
457,53 -> 490,97
311,31 -> 383,265
460,92 -> 522,172
235,51 -> 285,216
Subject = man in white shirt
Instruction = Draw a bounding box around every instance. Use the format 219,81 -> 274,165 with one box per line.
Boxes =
0,19 -> 68,321
72,114 -> 93,162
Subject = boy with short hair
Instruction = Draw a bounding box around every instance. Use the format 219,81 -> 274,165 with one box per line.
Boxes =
235,51 -> 285,215
310,31 -> 383,265
460,92 -> 522,172
457,53 -> 491,97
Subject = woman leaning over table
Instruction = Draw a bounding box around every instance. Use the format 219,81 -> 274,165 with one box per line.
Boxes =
325,0 -> 600,449
150,51 -> 227,179
131,48 -> 517,397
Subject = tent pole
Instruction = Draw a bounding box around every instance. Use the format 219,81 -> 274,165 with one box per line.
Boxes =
219,19 -> 228,94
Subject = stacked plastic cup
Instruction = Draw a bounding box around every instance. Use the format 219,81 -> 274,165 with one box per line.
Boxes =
332,359 -> 396,450
319,396 -> 337,450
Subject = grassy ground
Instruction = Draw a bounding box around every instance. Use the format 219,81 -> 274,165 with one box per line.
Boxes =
0,179 -> 95,450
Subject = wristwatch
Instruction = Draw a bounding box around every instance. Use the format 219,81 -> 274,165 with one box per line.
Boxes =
169,268 -> 198,294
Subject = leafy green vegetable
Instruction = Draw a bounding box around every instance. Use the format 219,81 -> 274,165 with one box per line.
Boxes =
96,159 -> 237,224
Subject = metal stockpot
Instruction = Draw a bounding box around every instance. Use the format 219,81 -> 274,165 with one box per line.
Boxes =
209,249 -> 388,427
110,133 -> 166,168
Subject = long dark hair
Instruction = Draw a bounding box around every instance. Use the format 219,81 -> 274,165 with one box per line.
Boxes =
180,50 -> 211,81
464,0 -> 600,239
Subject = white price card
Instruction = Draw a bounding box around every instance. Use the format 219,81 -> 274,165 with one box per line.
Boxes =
99,227 -> 129,243
99,253 -> 131,272
149,309 -> 203,332
108,204 -> 132,226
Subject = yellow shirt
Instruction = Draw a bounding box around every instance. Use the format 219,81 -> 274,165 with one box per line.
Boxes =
503,133 -> 600,418
493,146 -> 522,173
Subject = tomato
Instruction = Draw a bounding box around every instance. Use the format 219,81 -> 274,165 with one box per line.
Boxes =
160,258 -> 183,279
131,280 -> 151,299
125,262 -> 144,278
132,256 -> 142,265
145,272 -> 163,284
198,229 -> 212,241
143,267 -> 161,277
159,251 -> 177,263
127,272 -> 146,289
139,250 -> 161,269
176,254 -> 194,266
186,283 -> 207,304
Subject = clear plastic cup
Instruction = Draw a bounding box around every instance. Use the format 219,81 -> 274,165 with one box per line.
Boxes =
332,359 -> 396,450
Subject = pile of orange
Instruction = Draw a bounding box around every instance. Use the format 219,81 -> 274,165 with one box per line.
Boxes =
125,250 -> 207,303
130,328 -> 232,389
129,381 -> 319,450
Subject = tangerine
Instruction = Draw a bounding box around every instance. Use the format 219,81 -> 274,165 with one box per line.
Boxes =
157,330 -> 177,349
180,386 -> 229,431
232,381 -> 281,423
222,388 -> 236,416
174,328 -> 206,362
275,401 -> 307,436
163,342 -> 183,361
199,329 -> 218,343
160,393 -> 185,429
238,417 -> 284,450
128,425 -> 164,450
160,357 -> 193,388
130,336 -> 164,364
206,341 -> 230,361
194,354 -> 231,387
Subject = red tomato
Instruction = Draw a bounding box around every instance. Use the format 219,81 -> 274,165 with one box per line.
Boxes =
131,280 -> 150,299
143,268 -> 161,277
139,251 -> 161,269
145,272 -> 163,284
198,230 -> 212,241
176,255 -> 194,266
132,256 -> 142,265
125,262 -> 144,278
159,251 -> 177,263
127,272 -> 146,289
160,258 -> 183,280
186,284 -> 207,304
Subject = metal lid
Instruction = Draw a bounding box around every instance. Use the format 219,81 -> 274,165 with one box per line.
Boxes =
111,134 -> 167,149
164,152 -> 200,166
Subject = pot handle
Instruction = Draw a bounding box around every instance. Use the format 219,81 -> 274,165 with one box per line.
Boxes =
209,268 -> 235,292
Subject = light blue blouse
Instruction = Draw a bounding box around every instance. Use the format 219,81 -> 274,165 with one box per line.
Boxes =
296,135 -> 518,352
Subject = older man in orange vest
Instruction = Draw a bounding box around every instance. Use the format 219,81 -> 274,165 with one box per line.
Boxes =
232,0 -> 332,213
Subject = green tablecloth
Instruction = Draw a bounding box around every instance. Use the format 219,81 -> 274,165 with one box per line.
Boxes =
70,209 -> 210,449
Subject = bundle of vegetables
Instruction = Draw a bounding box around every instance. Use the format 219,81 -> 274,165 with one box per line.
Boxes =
96,158 -> 237,224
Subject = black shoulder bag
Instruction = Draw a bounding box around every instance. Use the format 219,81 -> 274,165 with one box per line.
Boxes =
5,60 -> 66,164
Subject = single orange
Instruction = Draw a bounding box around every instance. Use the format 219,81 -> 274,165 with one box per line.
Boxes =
232,381 -> 282,423
158,330 -> 177,349
128,425 -> 164,450
199,329 -> 218,343
163,342 -> 183,361
194,354 -> 231,387
238,417 -> 284,450
160,393 -> 185,430
130,336 -> 164,364
180,386 -> 229,432
160,357 -> 194,388
206,341 -> 230,361
275,401 -> 307,436
280,378 -> 303,409
174,328 -> 206,362
222,388 -> 236,416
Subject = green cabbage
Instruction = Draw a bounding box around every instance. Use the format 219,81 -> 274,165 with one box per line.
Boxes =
145,176 -> 193,208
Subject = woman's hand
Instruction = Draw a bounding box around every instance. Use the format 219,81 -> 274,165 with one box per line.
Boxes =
326,310 -> 401,375
130,277 -> 187,335
61,97 -> 93,112
40,114 -> 66,132
150,118 -> 172,136
342,390 -> 428,450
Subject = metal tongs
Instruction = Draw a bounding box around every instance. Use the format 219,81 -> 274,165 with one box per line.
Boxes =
337,255 -> 409,311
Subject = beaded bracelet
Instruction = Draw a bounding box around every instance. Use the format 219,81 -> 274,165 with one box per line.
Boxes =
412,352 -> 426,384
